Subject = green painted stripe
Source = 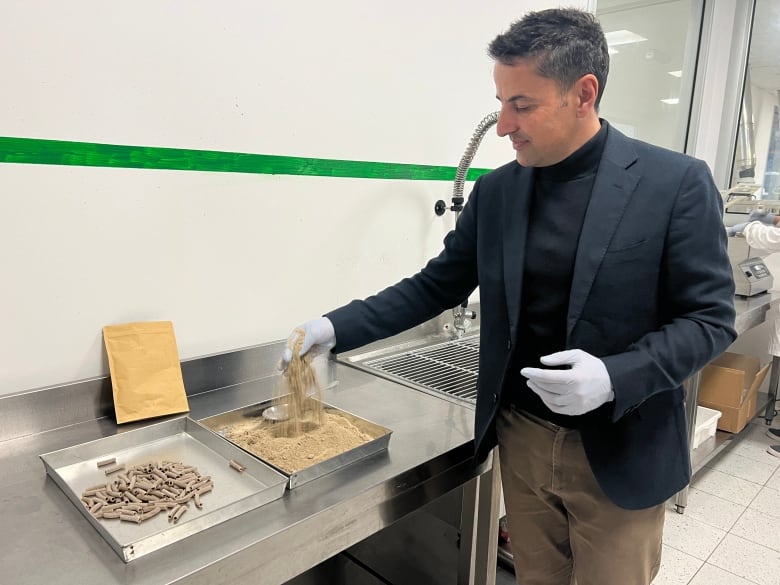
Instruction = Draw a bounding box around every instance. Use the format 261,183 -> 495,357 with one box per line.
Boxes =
0,136 -> 493,181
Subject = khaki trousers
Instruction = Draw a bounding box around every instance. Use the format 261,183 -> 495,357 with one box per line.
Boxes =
496,406 -> 664,585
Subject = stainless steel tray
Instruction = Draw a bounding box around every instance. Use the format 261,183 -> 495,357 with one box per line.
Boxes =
40,416 -> 287,562
199,400 -> 392,489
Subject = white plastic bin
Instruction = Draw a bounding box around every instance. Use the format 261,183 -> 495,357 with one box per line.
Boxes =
693,405 -> 722,449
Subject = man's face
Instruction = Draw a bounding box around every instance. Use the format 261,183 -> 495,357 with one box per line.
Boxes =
494,59 -> 588,168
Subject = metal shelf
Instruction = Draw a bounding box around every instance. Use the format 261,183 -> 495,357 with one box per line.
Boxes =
691,392 -> 774,475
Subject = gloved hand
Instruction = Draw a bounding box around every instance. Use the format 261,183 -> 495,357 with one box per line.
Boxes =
520,349 -> 614,416
748,209 -> 777,225
280,317 -> 336,368
727,222 -> 748,237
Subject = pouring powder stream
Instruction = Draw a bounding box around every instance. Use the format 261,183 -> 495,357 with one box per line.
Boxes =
278,329 -> 324,436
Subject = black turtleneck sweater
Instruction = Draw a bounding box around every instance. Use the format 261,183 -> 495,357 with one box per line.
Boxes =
504,121 -> 609,428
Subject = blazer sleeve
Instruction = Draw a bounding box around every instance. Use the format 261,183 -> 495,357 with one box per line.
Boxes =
602,159 -> 737,421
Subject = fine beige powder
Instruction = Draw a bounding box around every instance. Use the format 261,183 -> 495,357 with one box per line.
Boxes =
224,411 -> 376,473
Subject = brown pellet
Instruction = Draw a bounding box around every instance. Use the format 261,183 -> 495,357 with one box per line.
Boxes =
172,505 -> 187,523
83,459 -> 214,526
168,505 -> 182,522
228,460 -> 246,472
124,491 -> 141,503
120,513 -> 141,524
141,507 -> 162,521
96,458 -> 116,468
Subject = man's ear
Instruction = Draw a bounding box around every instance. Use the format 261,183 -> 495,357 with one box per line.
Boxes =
575,74 -> 599,116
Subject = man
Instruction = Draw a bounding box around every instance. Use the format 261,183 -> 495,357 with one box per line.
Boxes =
283,8 -> 736,585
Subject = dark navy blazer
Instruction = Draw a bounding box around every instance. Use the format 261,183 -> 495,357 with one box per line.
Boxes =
327,125 -> 736,509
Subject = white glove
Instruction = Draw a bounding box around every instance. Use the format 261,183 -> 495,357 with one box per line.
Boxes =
727,222 -> 748,237
748,209 -> 776,225
520,349 -> 614,416
281,317 -> 336,367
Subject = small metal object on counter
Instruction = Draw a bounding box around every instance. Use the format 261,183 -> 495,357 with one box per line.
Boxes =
199,399 -> 392,489
40,416 -> 287,562
262,404 -> 289,422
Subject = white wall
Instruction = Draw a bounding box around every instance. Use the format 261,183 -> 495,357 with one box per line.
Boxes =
0,0 -> 580,395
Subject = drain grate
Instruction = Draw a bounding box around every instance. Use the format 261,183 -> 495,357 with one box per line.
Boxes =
363,335 -> 480,402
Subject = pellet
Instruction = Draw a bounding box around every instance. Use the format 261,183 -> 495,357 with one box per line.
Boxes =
96,458 -> 116,468
175,492 -> 194,504
168,505 -> 182,522
124,491 -> 141,503
228,459 -> 246,472
82,459 -> 214,526
141,507 -> 162,521
172,505 -> 187,523
120,513 -> 141,524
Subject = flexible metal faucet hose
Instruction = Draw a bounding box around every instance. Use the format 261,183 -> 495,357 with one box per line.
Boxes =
451,111 -> 499,214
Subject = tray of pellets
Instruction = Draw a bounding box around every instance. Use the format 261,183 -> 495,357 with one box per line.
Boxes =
199,398 -> 392,489
40,416 -> 287,562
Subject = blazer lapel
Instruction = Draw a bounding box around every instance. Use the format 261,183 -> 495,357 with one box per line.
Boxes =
504,166 -> 534,339
567,131 -> 640,340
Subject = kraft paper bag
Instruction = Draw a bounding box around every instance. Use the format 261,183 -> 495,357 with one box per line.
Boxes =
103,321 -> 190,424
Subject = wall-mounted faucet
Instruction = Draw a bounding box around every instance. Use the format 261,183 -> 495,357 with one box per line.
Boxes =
435,111 -> 499,217
452,300 -> 477,338
435,112 -> 498,338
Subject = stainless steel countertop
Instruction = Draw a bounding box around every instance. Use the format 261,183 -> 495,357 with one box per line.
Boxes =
3,293 -> 774,584
733,291 -> 780,335
0,362 -> 481,585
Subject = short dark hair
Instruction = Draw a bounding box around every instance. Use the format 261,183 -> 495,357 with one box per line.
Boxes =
488,8 -> 610,109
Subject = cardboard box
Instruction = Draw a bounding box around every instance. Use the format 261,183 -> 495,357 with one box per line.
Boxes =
698,352 -> 769,433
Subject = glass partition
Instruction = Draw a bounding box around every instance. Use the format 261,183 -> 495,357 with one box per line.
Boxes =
729,0 -> 780,200
596,0 -> 703,152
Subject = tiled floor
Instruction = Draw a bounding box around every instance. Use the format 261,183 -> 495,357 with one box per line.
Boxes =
495,418 -> 780,585
654,419 -> 780,585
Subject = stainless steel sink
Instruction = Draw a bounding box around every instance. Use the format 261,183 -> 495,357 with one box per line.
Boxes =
338,308 -> 480,408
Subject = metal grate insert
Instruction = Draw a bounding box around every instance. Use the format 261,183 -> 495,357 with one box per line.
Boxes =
363,335 -> 480,402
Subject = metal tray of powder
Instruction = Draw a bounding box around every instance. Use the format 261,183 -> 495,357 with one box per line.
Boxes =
40,417 -> 287,562
199,399 -> 392,489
